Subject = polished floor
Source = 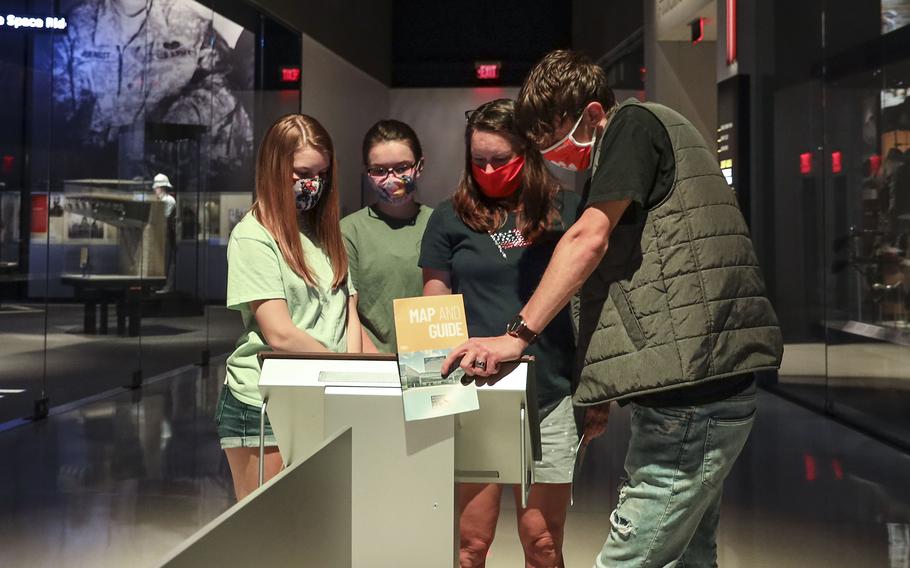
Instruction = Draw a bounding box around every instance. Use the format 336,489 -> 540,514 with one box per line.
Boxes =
777,341 -> 910,452
0,360 -> 908,567
0,302 -> 242,424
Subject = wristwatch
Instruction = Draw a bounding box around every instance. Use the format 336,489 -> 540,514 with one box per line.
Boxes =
506,314 -> 540,345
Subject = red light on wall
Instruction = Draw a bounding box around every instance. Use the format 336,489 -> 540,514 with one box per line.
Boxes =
475,62 -> 501,81
831,151 -> 843,174
868,154 -> 882,176
804,454 -> 817,482
831,459 -> 844,481
31,195 -> 48,234
690,17 -> 706,44
726,0 -> 737,64
280,67 -> 301,83
1,155 -> 13,175
800,152 -> 813,175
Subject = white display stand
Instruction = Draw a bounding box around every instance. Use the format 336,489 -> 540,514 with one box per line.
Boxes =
454,358 -> 541,488
257,352 -> 539,568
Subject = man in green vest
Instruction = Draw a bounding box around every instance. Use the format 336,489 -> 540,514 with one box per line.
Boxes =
443,50 -> 783,567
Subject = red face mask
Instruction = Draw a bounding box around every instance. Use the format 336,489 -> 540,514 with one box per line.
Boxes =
471,155 -> 525,198
540,111 -> 595,171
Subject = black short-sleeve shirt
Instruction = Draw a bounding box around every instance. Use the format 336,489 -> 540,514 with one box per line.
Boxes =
583,105 -> 754,406
584,105 -> 676,210
420,190 -> 582,411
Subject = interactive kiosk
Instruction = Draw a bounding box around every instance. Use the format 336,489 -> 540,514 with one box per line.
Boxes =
161,352 -> 540,568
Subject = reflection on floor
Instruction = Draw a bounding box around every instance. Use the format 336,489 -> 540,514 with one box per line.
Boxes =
0,303 -> 242,424
0,360 -> 908,567
778,341 -> 910,449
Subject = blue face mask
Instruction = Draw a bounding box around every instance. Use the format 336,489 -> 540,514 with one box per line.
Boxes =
293,176 -> 325,212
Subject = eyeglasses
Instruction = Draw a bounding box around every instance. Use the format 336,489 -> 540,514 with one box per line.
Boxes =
366,163 -> 416,178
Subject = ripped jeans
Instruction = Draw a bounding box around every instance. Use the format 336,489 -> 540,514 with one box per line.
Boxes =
594,383 -> 756,568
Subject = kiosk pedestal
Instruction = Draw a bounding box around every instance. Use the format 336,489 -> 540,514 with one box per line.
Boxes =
259,353 -> 540,568
260,353 -> 454,567
164,353 -> 540,568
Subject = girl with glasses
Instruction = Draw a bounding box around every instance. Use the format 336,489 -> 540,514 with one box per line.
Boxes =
341,120 -> 433,352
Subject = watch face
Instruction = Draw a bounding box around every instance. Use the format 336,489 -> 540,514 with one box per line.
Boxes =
507,315 -> 523,334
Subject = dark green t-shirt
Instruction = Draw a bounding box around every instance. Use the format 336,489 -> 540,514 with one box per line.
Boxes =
341,204 -> 432,353
419,190 -> 581,410
584,104 -> 754,406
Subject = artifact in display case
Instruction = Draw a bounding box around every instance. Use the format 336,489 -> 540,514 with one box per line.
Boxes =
218,193 -> 252,243
882,0 -> 910,34
834,135 -> 910,341
60,179 -> 167,336
0,192 -> 22,310
177,194 -> 200,240
62,179 -> 167,278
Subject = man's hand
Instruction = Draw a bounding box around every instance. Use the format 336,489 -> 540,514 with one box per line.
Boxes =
581,403 -> 611,447
441,334 -> 527,384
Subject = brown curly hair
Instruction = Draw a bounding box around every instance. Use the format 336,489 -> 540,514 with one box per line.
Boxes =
516,49 -> 616,147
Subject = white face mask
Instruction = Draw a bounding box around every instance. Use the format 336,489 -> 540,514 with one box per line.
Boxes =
293,176 -> 325,212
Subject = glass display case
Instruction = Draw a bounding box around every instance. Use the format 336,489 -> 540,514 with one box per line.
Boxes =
762,0 -> 910,449
0,0 -> 301,424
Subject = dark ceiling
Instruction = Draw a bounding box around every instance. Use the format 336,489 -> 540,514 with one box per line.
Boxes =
391,0 -> 573,87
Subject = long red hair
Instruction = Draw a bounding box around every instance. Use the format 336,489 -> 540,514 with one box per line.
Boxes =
250,114 -> 348,288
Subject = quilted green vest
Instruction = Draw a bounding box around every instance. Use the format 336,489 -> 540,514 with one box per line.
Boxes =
574,100 -> 783,405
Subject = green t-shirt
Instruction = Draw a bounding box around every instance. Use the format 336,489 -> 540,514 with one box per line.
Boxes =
341,204 -> 432,352
419,191 -> 581,410
225,213 -> 355,407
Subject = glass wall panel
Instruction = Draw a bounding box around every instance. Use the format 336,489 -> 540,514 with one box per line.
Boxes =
204,12 -> 302,359
0,0 -> 49,423
0,0 -> 300,425
766,0 -> 829,408
821,4 -> 910,445
765,0 -> 910,448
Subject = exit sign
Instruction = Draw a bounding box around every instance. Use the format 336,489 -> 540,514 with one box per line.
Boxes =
475,61 -> 501,81
280,67 -> 301,83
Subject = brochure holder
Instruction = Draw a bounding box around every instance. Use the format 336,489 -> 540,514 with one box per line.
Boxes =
256,352 -> 541,567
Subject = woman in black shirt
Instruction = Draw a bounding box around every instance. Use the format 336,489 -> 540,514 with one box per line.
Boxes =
421,99 -> 580,568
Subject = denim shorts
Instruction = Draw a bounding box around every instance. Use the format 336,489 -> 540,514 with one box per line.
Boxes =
214,386 -> 278,450
534,396 -> 580,484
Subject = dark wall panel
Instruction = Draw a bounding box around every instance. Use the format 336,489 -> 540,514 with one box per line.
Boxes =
252,0 -> 392,84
